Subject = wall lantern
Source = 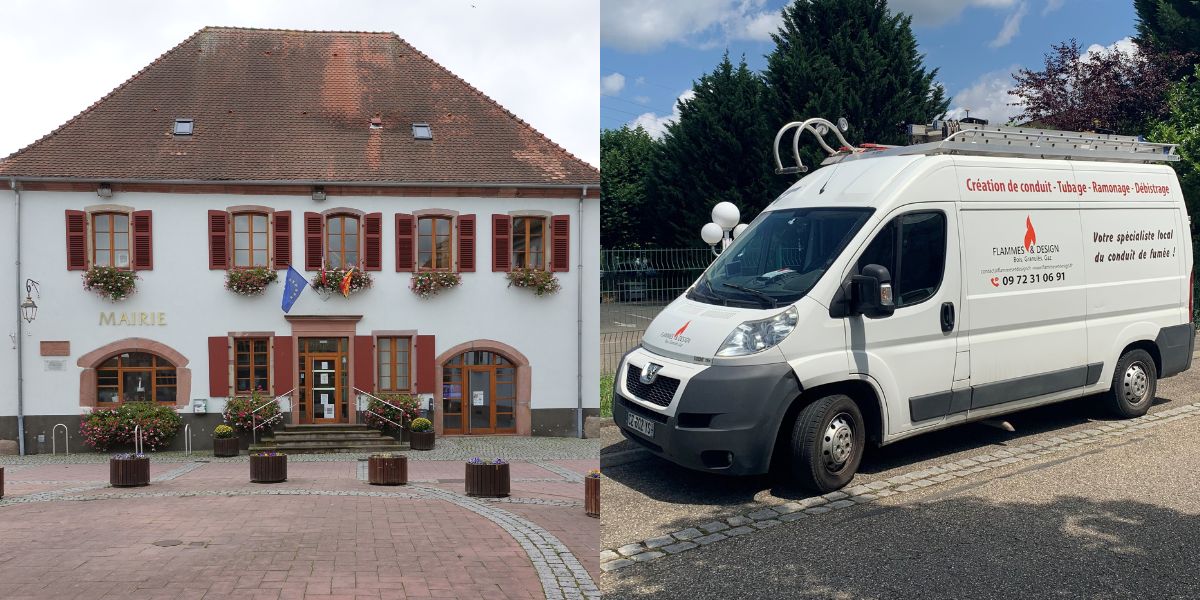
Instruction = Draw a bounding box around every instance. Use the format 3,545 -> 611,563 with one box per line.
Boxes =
312,186 -> 327,202
96,183 -> 113,198
701,202 -> 746,256
20,279 -> 39,323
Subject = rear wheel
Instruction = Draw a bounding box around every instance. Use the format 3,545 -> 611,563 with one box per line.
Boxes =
1105,349 -> 1157,418
789,394 -> 865,493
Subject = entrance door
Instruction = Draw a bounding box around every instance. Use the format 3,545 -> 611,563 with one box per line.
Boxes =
467,368 -> 495,434
443,351 -> 518,434
297,337 -> 349,424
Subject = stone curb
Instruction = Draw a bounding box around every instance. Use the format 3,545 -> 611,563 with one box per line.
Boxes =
600,401 -> 1200,573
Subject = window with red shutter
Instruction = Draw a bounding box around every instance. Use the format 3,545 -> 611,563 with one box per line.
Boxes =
550,214 -> 570,272
273,211 -> 291,269
273,336 -> 293,396
363,213 -> 382,271
208,211 -> 230,270
395,213 -> 415,272
415,334 -> 436,394
354,335 -> 374,391
207,336 -> 230,397
65,210 -> 88,270
491,214 -> 512,272
304,212 -> 323,270
131,210 -> 153,270
457,214 -> 476,272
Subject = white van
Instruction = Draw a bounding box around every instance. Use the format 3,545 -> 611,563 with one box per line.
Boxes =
614,118 -> 1194,492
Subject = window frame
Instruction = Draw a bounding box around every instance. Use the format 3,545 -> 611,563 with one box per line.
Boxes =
96,352 -> 177,405
233,337 -> 272,395
325,213 -> 361,269
511,215 -> 547,271
376,336 -> 413,393
417,215 -> 455,271
90,211 -> 132,269
231,211 -> 272,269
855,209 -> 948,309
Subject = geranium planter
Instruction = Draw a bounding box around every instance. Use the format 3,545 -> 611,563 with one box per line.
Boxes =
213,437 -> 239,457
250,454 -> 287,483
367,455 -> 408,485
410,430 -> 435,451
465,462 -> 510,498
585,476 -> 600,518
110,456 -> 150,487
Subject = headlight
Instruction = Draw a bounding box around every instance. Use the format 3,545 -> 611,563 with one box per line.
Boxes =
716,306 -> 799,357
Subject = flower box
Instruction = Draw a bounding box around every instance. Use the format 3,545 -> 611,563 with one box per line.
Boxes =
367,455 -> 408,485
585,475 -> 600,518
465,461 -> 510,498
410,430 -> 435,451
110,455 -> 150,487
213,437 -> 240,457
250,453 -> 287,483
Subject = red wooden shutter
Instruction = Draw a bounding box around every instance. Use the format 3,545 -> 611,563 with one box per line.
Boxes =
457,214 -> 476,272
65,210 -> 88,270
415,334 -> 436,394
272,211 -> 291,269
208,336 -> 229,397
354,335 -> 375,392
131,210 -> 153,270
208,210 -> 229,270
395,213 -> 415,272
363,213 -> 382,271
304,212 -> 323,270
272,336 -> 293,397
550,214 -> 570,272
491,214 -> 512,272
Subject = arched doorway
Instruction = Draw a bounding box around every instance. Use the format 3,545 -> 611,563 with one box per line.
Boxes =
436,341 -> 530,435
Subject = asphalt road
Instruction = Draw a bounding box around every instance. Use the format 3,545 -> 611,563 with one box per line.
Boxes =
601,361 -> 1200,599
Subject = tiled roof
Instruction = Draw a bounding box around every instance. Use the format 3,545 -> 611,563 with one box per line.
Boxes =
0,27 -> 598,186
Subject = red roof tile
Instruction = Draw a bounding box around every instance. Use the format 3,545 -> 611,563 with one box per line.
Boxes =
0,27 -> 598,186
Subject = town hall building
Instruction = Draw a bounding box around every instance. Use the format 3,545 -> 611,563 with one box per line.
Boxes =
0,27 -> 600,452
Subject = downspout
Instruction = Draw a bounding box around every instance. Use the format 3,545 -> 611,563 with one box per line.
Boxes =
577,185 -> 586,438
12,178 -> 24,456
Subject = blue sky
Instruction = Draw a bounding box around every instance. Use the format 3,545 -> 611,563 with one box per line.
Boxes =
601,0 -> 1139,136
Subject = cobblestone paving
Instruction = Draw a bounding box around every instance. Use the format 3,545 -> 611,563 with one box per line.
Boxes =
533,462 -> 586,483
600,401 -> 1200,573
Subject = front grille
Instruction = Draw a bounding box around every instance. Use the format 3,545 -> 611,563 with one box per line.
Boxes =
625,364 -> 680,408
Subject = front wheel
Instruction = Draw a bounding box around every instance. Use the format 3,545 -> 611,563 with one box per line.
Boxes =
1105,349 -> 1157,418
789,394 -> 865,493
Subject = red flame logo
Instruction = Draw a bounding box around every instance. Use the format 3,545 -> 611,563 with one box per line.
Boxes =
1023,216 -> 1036,251
674,321 -> 691,338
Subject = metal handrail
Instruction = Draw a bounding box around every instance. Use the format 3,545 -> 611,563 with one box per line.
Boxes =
133,425 -> 144,455
353,387 -> 412,430
250,389 -> 293,443
51,423 -> 68,455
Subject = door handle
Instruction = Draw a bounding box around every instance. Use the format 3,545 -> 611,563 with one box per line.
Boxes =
940,302 -> 955,332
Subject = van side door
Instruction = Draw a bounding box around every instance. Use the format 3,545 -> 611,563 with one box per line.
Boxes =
844,203 -> 963,434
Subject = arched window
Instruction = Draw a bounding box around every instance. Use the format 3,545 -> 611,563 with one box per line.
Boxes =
442,350 -> 516,435
326,214 -> 359,269
96,352 -> 177,404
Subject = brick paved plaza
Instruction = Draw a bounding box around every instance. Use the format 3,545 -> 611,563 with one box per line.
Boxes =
0,449 -> 599,599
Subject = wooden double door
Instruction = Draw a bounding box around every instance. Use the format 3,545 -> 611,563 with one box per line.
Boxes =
298,337 -> 349,424
443,351 -> 517,435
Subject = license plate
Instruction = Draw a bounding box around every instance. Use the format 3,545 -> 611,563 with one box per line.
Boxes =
626,412 -> 655,438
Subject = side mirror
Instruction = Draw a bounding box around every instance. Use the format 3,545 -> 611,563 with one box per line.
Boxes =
849,264 -> 895,318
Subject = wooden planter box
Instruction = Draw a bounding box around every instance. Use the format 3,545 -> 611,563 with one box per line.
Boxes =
465,463 -> 510,498
410,430 -> 435,451
368,456 -> 408,485
110,457 -> 150,487
250,454 -> 287,483
213,437 -> 239,457
585,476 -> 600,518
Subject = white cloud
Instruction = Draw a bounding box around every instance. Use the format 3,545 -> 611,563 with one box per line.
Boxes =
635,76 -> 646,85
601,0 -> 782,53
630,90 -> 696,138
1042,0 -> 1065,15
633,96 -> 651,104
944,65 -> 1024,125
989,1 -> 1028,48
601,72 -> 627,96
1084,36 -> 1137,58
889,0 -> 1019,27
0,0 -> 599,166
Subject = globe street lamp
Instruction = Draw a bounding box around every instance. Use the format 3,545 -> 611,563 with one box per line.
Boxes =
701,202 -> 746,255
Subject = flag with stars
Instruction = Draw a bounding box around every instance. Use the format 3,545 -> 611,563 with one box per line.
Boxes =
281,266 -> 308,313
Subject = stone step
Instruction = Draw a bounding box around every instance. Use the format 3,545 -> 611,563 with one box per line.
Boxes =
255,438 -> 408,449
269,432 -> 391,442
281,425 -> 378,433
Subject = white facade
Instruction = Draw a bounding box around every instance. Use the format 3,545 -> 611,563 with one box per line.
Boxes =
0,186 -> 600,447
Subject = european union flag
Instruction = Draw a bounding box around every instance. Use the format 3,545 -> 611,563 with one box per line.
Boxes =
281,266 -> 308,313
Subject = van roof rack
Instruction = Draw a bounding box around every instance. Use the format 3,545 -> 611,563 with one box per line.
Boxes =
774,118 -> 1179,174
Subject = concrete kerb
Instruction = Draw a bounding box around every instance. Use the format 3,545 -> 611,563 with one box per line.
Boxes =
600,401 -> 1200,574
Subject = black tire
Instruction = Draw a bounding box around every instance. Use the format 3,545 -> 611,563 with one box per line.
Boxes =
789,394 -> 865,493
1105,349 -> 1157,418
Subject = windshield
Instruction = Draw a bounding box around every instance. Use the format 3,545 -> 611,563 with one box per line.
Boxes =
689,207 -> 874,308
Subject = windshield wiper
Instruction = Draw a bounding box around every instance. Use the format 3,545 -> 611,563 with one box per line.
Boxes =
721,283 -> 777,308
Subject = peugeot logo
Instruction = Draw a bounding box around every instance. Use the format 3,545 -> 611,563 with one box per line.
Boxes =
640,363 -> 663,385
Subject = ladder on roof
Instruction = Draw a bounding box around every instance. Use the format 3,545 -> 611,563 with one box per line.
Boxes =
773,118 -> 1179,175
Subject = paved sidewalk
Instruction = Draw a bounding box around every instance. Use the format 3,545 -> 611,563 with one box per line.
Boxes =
0,455 -> 599,600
